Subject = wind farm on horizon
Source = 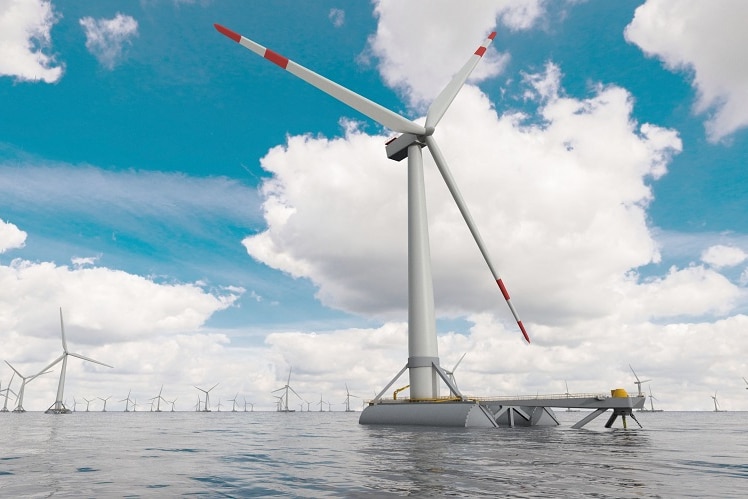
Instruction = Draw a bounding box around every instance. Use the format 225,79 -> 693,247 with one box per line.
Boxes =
2,19 -> 746,422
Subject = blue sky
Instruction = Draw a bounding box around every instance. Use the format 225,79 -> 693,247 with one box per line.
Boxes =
1,0 -> 747,412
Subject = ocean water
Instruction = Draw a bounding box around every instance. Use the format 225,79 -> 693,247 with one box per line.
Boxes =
0,410 -> 745,497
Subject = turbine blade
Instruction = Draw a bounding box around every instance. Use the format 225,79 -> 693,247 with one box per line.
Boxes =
629,364 -> 641,382
68,352 -> 114,369
452,352 -> 467,372
209,383 -> 219,392
289,386 -> 303,401
214,24 -> 425,135
426,32 -> 496,129
425,135 -> 530,343
4,360 -> 21,377
59,307 -> 69,353
38,355 -> 65,376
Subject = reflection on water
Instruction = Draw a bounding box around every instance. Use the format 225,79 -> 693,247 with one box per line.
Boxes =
0,411 -> 745,497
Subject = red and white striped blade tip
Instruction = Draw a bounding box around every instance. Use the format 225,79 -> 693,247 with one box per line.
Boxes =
214,24 -> 241,43
518,321 -> 531,344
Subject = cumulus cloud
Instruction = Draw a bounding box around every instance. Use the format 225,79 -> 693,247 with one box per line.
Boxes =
367,0 -> 544,107
244,66 -> 684,328
0,258 -> 241,345
701,244 -> 747,269
0,219 -> 26,253
0,0 -> 63,82
625,0 -> 748,141
79,13 -> 139,70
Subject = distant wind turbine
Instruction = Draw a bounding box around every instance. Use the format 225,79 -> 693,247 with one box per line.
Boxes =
83,397 -> 93,412
98,396 -> 111,412
711,391 -> 721,412
445,353 -> 466,391
151,385 -> 165,412
1,374 -> 17,412
120,390 -> 133,412
343,384 -> 360,412
42,308 -> 114,414
194,383 -> 219,412
4,361 -> 52,412
629,365 -> 651,397
273,369 -> 302,412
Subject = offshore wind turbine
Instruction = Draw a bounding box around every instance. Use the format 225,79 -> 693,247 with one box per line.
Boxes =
4,361 -> 53,412
98,396 -> 111,412
83,397 -> 93,412
629,365 -> 651,397
42,308 -> 114,414
272,369 -> 302,412
445,353 -> 467,389
194,383 -> 219,412
343,384 -> 359,413
215,24 -> 529,426
1,374 -> 17,412
229,393 -> 238,412
711,392 -> 721,412
120,390 -> 133,412
151,385 -> 165,412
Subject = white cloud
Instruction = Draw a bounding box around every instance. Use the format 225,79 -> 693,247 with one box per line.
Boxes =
0,218 -> 26,253
625,0 -> 748,142
0,162 -> 262,236
79,13 -> 139,70
701,244 -> 747,269
329,8 -> 345,28
367,0 -> 544,106
244,67 -> 684,328
0,258 -> 241,344
0,0 -> 63,82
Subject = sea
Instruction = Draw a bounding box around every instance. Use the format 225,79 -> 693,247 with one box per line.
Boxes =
0,409 -> 745,498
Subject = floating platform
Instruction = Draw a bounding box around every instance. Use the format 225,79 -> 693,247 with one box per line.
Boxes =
360,390 -> 645,429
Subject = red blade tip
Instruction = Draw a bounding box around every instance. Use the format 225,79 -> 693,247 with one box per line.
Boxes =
518,321 -> 530,344
214,23 -> 241,43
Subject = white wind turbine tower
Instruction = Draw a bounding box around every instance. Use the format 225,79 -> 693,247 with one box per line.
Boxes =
83,397 -> 93,412
42,308 -> 113,414
1,374 -> 17,412
4,361 -> 52,412
629,365 -> 651,397
229,393 -> 239,412
273,369 -> 302,412
343,384 -> 360,413
194,383 -> 219,412
120,390 -> 133,412
445,353 -> 467,390
98,396 -> 111,412
711,391 -> 721,412
151,385 -> 165,412
215,23 -> 529,427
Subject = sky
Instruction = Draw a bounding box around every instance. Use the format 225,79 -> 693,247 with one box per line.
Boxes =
1,0 -> 747,413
